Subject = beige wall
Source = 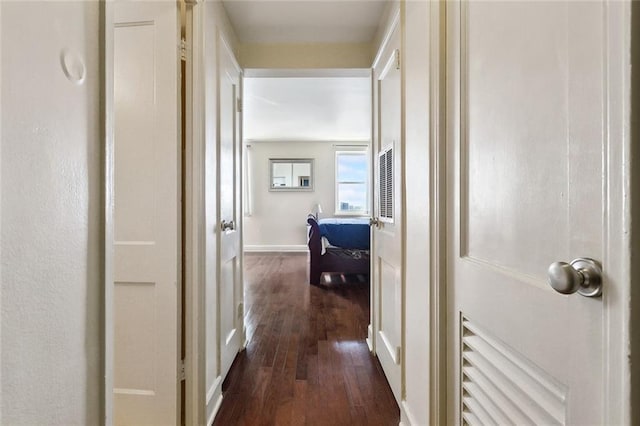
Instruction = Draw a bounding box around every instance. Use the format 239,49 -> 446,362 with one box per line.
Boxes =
1,1 -> 102,424
240,42 -> 373,69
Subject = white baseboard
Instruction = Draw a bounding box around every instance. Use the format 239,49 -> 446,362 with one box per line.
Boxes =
400,400 -> 420,426
244,244 -> 308,253
366,324 -> 374,352
207,393 -> 223,426
206,376 -> 223,425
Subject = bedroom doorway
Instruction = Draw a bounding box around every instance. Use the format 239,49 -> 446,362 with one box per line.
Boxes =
238,84 -> 376,304
240,70 -> 375,332
241,72 -> 373,253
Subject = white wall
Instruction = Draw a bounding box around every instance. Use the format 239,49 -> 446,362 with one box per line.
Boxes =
244,141 -> 344,250
1,1 -> 101,424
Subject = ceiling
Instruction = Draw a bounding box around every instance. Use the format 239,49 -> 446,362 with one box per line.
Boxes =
243,77 -> 371,141
221,0 -> 389,44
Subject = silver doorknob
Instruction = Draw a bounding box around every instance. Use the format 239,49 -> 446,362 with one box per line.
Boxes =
369,217 -> 381,228
220,220 -> 235,231
547,258 -> 602,297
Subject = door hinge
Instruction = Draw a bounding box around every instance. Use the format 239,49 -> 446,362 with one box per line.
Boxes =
237,302 -> 244,319
179,359 -> 185,381
180,38 -> 187,62
395,49 -> 400,70
237,98 -> 243,113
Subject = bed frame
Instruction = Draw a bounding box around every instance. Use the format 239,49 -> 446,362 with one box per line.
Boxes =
307,215 -> 370,285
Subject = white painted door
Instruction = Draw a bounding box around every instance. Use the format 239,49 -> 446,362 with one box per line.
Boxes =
217,34 -> 243,382
447,2 -> 623,424
372,26 -> 403,403
113,2 -> 180,425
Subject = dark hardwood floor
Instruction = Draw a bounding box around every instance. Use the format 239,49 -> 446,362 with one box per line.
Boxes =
213,253 -> 400,426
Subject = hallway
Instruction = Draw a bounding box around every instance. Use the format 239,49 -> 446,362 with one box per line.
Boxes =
213,253 -> 399,425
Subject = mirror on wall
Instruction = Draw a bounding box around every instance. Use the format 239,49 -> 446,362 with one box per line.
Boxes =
269,159 -> 314,191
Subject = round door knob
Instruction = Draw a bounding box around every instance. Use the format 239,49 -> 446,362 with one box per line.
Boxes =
220,220 -> 235,232
547,258 -> 602,298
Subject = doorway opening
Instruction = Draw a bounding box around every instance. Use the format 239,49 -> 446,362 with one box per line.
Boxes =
240,71 -> 374,325
211,70 -> 400,422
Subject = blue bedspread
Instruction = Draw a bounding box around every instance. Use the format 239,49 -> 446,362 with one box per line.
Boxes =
318,218 -> 370,250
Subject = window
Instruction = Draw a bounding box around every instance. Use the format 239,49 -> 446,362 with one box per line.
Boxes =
335,150 -> 369,215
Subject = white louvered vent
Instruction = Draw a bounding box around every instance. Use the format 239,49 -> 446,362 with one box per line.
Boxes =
379,147 -> 393,220
379,153 -> 387,218
461,317 -> 567,426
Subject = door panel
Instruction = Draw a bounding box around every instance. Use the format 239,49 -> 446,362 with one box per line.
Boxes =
113,1 -> 179,424
373,26 -> 403,403
218,35 -> 243,383
448,2 -> 605,424
379,259 -> 401,364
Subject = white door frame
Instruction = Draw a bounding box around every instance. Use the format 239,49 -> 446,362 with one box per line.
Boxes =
427,1 -> 446,425
183,2 -> 244,425
435,1 -> 633,424
596,2 -> 633,420
183,0 -> 207,425
103,1 -> 115,424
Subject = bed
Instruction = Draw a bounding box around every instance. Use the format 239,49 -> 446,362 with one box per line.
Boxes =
306,215 -> 370,285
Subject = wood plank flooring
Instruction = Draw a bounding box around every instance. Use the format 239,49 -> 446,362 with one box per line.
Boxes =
213,253 -> 400,426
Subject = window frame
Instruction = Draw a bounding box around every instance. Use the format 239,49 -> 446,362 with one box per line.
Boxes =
334,148 -> 370,216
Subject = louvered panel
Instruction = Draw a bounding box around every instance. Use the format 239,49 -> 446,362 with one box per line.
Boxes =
462,380 -> 513,425
464,351 -> 556,425
464,342 -> 563,424
385,148 -> 393,219
463,364 -> 530,425
464,335 -> 565,420
379,153 -> 387,218
464,320 -> 566,402
462,411 -> 482,426
461,317 -> 567,426
462,396 -> 493,425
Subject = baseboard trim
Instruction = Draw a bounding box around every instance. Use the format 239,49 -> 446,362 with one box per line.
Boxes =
244,244 -> 308,253
400,400 -> 419,426
207,394 -> 223,426
206,376 -> 223,425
